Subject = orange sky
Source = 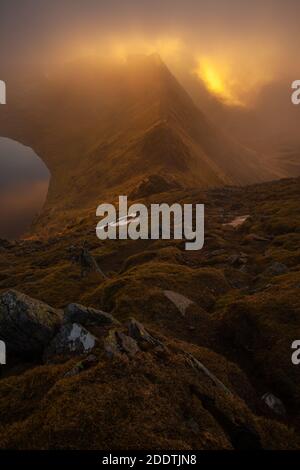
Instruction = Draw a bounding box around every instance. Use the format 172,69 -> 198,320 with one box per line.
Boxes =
1,0 -> 299,108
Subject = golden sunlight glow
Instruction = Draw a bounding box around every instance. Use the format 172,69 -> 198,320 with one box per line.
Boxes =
65,35 -> 276,108
112,37 -> 181,60
195,58 -> 244,106
110,37 -> 183,63
195,48 -> 275,107
73,37 -> 183,64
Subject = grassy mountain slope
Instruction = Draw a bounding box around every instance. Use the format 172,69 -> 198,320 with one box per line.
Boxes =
0,177 -> 299,449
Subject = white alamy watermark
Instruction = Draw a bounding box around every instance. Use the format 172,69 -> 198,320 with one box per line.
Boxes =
291,340 -> 300,365
291,80 -> 300,105
0,80 -> 6,104
96,196 -> 204,250
0,340 -> 6,365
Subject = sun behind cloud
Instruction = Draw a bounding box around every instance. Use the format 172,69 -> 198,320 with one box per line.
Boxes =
195,57 -> 247,106
194,45 -> 276,108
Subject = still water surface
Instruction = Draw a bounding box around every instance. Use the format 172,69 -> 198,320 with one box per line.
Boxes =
0,137 -> 50,239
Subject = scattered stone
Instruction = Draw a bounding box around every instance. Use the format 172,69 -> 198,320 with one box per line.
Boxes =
185,352 -> 232,396
129,174 -> 181,200
64,354 -> 98,378
45,323 -> 97,359
127,318 -> 163,348
64,303 -> 119,327
223,215 -> 249,229
103,329 -> 140,358
164,290 -> 194,317
262,393 -> 286,416
103,330 -> 121,358
69,241 -> 108,279
0,290 -> 63,354
244,233 -> 270,242
116,332 -> 140,357
211,249 -> 227,256
238,265 -> 249,274
265,262 -> 289,276
228,253 -> 248,267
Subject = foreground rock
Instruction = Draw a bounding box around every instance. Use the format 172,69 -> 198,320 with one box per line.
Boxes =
64,354 -> 98,378
127,318 -> 163,348
44,323 -> 98,360
0,290 -> 62,354
104,329 -> 140,359
185,352 -> 232,396
164,290 -> 194,317
262,393 -> 286,416
64,303 -> 119,327
222,215 -> 249,229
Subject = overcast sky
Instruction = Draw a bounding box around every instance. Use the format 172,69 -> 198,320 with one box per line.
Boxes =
0,1 -> 299,68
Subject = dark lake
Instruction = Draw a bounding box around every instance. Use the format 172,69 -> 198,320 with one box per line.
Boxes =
0,137 -> 50,239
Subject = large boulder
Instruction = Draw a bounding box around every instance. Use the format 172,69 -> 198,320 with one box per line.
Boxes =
64,303 -> 119,327
0,290 -> 63,355
44,323 -> 98,360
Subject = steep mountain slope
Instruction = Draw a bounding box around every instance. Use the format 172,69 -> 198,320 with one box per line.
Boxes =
0,54 -> 277,234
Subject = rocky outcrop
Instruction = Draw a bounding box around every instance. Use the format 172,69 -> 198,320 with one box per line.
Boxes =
129,174 -> 181,199
64,303 -> 119,327
104,329 -> 140,359
44,323 -> 98,360
127,318 -> 163,348
0,290 -> 62,354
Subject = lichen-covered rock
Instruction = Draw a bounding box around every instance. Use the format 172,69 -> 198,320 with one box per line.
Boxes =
127,318 -> 163,348
103,329 -> 140,359
0,290 -> 63,354
103,329 -> 121,358
116,331 -> 140,357
64,303 -> 119,327
44,323 -> 97,360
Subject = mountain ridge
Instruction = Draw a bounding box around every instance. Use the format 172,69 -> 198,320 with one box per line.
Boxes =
0,54 -> 278,235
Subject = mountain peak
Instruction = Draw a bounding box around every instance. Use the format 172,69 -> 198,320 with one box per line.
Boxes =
0,56 -> 277,234
126,52 -> 163,66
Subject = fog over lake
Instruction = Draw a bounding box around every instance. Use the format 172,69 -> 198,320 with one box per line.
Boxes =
0,137 -> 50,239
